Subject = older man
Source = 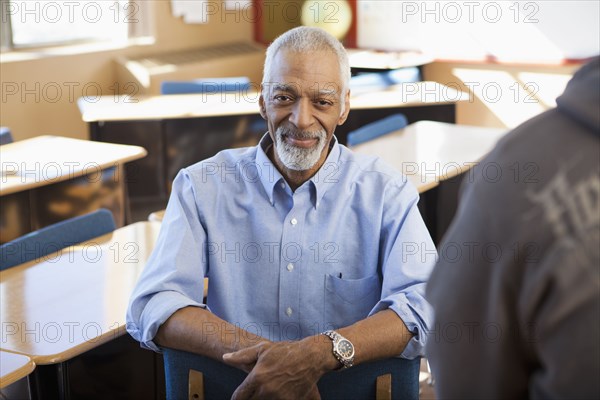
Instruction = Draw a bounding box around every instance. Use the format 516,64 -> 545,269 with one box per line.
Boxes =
127,26 -> 435,399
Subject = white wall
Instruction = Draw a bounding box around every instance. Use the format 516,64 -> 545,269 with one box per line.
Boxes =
357,1 -> 600,61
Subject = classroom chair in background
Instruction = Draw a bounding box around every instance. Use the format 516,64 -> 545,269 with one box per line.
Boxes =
346,114 -> 408,147
160,77 -> 251,95
162,348 -> 420,400
0,126 -> 13,145
349,68 -> 421,91
0,208 -> 116,270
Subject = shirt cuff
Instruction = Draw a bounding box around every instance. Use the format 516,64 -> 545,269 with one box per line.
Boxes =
127,290 -> 207,352
369,298 -> 429,360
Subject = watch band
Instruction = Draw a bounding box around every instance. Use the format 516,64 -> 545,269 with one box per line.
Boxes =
322,330 -> 355,369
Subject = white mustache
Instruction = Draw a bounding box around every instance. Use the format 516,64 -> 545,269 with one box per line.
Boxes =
278,126 -> 325,141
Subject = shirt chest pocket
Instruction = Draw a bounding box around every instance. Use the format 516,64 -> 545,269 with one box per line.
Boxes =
323,274 -> 381,329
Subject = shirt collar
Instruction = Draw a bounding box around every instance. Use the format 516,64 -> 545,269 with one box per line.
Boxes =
255,133 -> 342,208
256,133 -> 284,205
309,136 -> 341,209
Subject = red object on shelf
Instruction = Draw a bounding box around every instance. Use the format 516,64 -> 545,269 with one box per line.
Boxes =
253,0 -> 358,48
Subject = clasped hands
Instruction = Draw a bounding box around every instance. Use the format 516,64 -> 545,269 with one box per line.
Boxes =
222,337 -> 331,400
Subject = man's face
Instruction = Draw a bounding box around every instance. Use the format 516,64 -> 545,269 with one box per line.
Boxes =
259,49 -> 350,173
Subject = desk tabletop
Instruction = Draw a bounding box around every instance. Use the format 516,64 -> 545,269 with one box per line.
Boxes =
353,121 -> 508,189
0,135 -> 147,196
0,351 -> 35,388
347,49 -> 434,70
78,81 -> 468,123
0,222 -> 161,364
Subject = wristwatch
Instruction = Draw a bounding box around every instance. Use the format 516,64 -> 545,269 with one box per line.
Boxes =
322,330 -> 355,369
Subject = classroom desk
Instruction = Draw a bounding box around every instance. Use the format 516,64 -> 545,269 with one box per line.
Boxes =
0,221 -> 162,398
0,136 -> 147,244
353,121 -> 508,241
0,351 -> 35,389
78,82 -> 468,215
352,121 -> 507,184
347,49 -> 434,72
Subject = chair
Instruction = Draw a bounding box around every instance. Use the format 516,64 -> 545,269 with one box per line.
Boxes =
0,126 -> 13,145
346,114 -> 408,147
162,348 -> 420,400
349,68 -> 421,92
161,77 -> 251,95
0,208 -> 116,270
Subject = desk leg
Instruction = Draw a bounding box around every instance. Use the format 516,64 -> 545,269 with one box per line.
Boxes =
28,363 -> 70,400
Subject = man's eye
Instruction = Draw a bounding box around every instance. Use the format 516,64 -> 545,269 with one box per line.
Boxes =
274,95 -> 292,102
316,99 -> 333,106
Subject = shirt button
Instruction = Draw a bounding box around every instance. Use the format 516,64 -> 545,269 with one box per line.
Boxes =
287,263 -> 294,271
286,307 -> 293,316
290,218 -> 297,225
280,182 -> 285,189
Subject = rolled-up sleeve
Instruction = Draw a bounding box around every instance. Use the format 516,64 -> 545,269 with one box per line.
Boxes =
369,179 -> 437,359
126,170 -> 208,351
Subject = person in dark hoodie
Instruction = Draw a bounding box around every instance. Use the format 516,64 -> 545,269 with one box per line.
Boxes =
426,56 -> 599,399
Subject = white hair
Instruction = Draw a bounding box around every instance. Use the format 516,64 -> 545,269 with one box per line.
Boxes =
262,26 -> 351,102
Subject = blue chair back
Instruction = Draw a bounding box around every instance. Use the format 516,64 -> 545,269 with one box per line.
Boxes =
349,68 -> 421,91
161,77 -> 251,95
162,348 -> 420,400
0,208 -> 116,270
347,114 -> 408,147
0,127 -> 13,145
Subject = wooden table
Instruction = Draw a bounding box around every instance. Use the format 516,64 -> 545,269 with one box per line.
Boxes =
0,136 -> 147,243
78,82 -> 468,216
0,351 -> 35,388
0,221 -> 162,398
353,121 -> 507,185
347,49 -> 433,71
353,121 -> 508,241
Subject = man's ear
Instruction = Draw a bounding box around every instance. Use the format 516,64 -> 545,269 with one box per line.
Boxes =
258,94 -> 267,120
337,89 -> 351,126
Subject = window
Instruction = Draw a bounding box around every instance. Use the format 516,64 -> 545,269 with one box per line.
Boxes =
1,0 -> 151,50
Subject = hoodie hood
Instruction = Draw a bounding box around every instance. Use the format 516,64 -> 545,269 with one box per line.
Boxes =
556,56 -> 600,137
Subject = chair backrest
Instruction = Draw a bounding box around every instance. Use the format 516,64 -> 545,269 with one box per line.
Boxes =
0,127 -> 13,145
349,68 -> 421,92
161,77 -> 251,95
0,208 -> 116,270
162,347 -> 420,400
347,114 -> 408,147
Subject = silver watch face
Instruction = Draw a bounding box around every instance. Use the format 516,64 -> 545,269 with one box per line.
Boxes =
336,339 -> 355,359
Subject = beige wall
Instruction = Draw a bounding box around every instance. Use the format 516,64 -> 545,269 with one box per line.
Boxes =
424,61 -> 579,129
0,1 -> 253,141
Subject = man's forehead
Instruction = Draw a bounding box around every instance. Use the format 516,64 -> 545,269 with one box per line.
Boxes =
267,82 -> 341,96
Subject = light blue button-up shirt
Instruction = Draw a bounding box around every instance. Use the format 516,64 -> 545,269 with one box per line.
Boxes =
127,134 -> 436,359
